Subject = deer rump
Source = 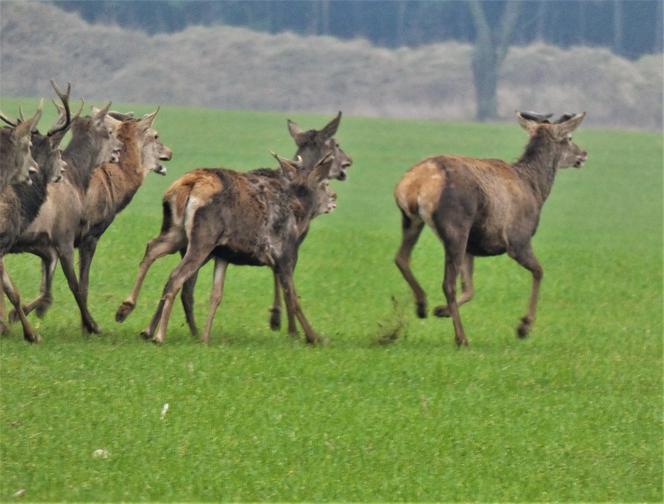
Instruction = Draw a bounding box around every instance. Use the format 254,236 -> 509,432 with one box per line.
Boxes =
164,168 -> 296,267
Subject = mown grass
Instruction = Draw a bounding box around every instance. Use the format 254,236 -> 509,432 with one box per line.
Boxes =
0,98 -> 662,501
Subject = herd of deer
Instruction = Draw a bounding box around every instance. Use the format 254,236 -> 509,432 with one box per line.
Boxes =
0,82 -> 588,347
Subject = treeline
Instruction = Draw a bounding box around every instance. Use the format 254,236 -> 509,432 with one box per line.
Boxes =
53,0 -> 662,59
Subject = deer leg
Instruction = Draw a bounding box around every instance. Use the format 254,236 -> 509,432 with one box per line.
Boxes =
78,236 -> 99,311
509,244 -> 543,338
0,280 -> 6,328
269,272 -> 282,331
116,230 -> 183,322
14,248 -> 58,320
442,251 -> 468,347
0,259 -> 9,334
179,248 -> 203,338
201,258 -> 228,344
0,261 -> 40,343
277,268 -> 322,345
151,247 -> 212,344
57,245 -> 100,334
394,212 -> 427,318
434,253 -> 475,317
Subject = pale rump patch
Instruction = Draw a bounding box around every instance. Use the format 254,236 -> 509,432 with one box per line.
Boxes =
164,169 -> 223,223
394,159 -> 446,226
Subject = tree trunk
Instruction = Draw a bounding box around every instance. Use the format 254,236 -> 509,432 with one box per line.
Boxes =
468,0 -> 520,121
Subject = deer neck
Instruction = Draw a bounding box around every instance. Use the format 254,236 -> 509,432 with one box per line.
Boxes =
118,132 -> 144,185
513,137 -> 560,206
62,135 -> 99,192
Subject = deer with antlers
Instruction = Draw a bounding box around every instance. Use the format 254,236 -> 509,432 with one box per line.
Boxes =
8,86 -> 122,335
117,112 -> 352,339
117,152 -> 337,345
0,84 -> 73,341
394,112 -> 588,347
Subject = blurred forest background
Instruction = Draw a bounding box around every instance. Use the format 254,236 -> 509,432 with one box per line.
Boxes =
1,0 -> 662,129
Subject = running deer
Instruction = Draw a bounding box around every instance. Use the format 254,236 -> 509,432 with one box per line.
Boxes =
0,90 -> 71,341
394,112 -> 588,347
136,112 -> 351,337
116,153 -> 337,345
15,110 -> 171,321
9,98 -> 122,334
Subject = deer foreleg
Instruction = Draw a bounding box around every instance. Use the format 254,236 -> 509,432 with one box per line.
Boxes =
277,268 -> 322,345
509,244 -> 543,338
0,260 -> 40,343
201,258 -> 228,344
269,272 -> 282,331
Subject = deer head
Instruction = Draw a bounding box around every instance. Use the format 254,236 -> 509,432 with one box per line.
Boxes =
517,111 -> 588,169
287,111 -> 353,181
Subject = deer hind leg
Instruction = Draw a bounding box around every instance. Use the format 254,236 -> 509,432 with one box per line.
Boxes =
434,253 -> 475,317
509,243 -> 543,338
201,258 -> 228,344
151,245 -> 212,344
179,248 -> 202,338
116,229 -> 184,323
15,247 -> 58,321
394,211 -> 427,318
0,261 -> 40,343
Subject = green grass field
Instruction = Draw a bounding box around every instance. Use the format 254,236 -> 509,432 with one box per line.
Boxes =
0,98 -> 662,501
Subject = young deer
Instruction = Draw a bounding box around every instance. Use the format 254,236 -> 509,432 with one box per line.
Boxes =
119,112 -> 351,337
116,153 -> 337,345
394,112 -> 588,346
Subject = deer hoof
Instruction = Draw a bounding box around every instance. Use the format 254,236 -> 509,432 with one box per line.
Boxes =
516,317 -> 532,338
115,301 -> 135,322
269,308 -> 281,331
416,301 -> 427,319
140,330 -> 152,341
34,300 -> 52,319
455,337 -> 469,348
24,331 -> 42,344
433,305 -> 451,318
83,321 -> 101,335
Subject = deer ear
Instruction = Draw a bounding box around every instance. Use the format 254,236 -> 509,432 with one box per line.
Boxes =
94,101 -> 112,126
310,153 -> 335,183
318,111 -> 342,140
272,152 -> 299,180
515,111 -> 539,135
139,107 -> 159,131
552,112 -> 586,138
287,119 -> 309,147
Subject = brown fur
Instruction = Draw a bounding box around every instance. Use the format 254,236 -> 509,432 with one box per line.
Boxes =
394,112 -> 588,346
174,113 -> 351,337
16,112 -> 172,324
116,155 -> 336,345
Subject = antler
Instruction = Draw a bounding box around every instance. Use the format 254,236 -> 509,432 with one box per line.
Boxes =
0,110 -> 18,127
47,80 -> 72,137
519,111 -> 554,123
555,113 -> 577,124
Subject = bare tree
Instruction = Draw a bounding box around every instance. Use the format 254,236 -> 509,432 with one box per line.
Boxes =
468,0 -> 521,121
